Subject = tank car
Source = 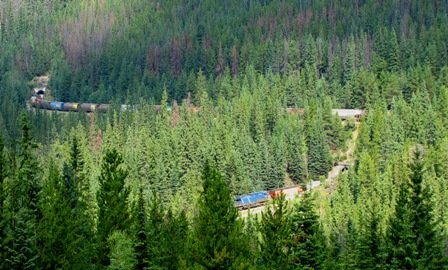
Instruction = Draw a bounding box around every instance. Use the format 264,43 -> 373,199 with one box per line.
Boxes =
63,103 -> 79,111
97,104 -> 110,112
80,103 -> 98,112
50,102 -> 64,111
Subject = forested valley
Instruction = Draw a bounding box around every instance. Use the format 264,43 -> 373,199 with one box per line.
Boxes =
1,0 -> 448,269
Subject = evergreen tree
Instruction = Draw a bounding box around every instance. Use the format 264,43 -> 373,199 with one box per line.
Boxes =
290,193 -> 326,269
386,146 -> 446,269
305,105 -> 333,180
107,231 -> 136,270
39,161 -> 70,269
257,194 -> 292,269
285,119 -> 308,184
132,188 -> 148,270
146,192 -> 168,269
388,30 -> 400,72
356,207 -> 384,270
0,134 -> 7,269
39,138 -> 95,269
4,114 -> 41,269
188,162 -> 250,269
96,149 -> 130,268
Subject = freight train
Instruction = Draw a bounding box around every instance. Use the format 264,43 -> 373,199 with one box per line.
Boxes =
234,185 -> 304,210
30,98 -> 113,113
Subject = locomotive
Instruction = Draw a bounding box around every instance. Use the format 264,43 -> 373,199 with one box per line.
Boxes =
234,185 -> 304,210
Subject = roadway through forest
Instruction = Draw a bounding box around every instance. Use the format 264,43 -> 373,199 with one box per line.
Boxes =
239,120 -> 361,218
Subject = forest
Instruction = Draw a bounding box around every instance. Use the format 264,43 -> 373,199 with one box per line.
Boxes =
1,0 -> 448,269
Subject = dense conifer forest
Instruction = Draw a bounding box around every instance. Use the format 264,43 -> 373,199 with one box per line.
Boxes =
1,0 -> 448,269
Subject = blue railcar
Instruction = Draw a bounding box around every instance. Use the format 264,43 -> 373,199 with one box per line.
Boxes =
235,191 -> 269,209
50,101 -> 64,111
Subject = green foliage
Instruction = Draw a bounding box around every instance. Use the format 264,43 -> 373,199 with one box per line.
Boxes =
107,231 -> 136,270
386,146 -> 445,269
132,188 -> 148,270
257,194 -> 292,269
188,162 -> 250,269
1,1 -> 448,269
96,149 -> 130,268
38,139 -> 95,269
305,104 -> 333,180
290,193 -> 326,269
145,192 -> 188,270
0,134 -> 7,268
3,113 -> 41,269
5,207 -> 39,269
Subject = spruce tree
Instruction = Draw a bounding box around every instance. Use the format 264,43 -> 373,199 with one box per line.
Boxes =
107,231 -> 136,270
66,137 -> 95,269
387,30 -> 400,72
356,207 -> 384,269
4,114 -> 41,269
146,192 -> 167,269
305,105 -> 333,180
96,149 -> 130,268
286,119 -> 308,184
39,139 -> 95,269
290,193 -> 326,269
386,146 -> 446,269
0,134 -> 7,269
38,160 -> 87,269
257,194 -> 292,269
132,188 -> 148,270
188,162 -> 250,269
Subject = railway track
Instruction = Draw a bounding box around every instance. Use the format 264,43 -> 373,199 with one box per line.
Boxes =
239,121 -> 361,217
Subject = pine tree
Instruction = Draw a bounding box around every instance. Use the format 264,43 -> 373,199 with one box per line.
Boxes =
16,113 -> 40,212
285,118 -> 308,184
132,188 -> 148,270
0,134 -> 8,269
162,208 -> 189,270
386,146 -> 446,269
4,114 -> 41,269
188,162 -> 250,269
96,149 -> 130,268
38,161 -> 79,269
66,137 -> 96,269
257,194 -> 292,269
356,207 -> 384,270
107,231 -> 136,270
146,192 -> 167,269
305,105 -> 333,180
39,139 -> 95,270
388,30 -> 400,72
290,193 -> 326,269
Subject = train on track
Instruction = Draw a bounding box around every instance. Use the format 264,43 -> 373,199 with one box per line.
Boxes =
30,94 -> 137,113
234,185 -> 304,210
31,100 -> 113,113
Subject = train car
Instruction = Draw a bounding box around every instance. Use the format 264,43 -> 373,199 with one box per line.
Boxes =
63,102 -> 79,111
97,104 -> 110,112
80,103 -> 98,112
40,101 -> 52,110
50,101 -> 64,111
269,185 -> 303,200
235,191 -> 270,210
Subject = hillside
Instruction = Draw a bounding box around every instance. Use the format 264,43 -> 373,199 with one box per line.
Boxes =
0,1 -> 447,269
